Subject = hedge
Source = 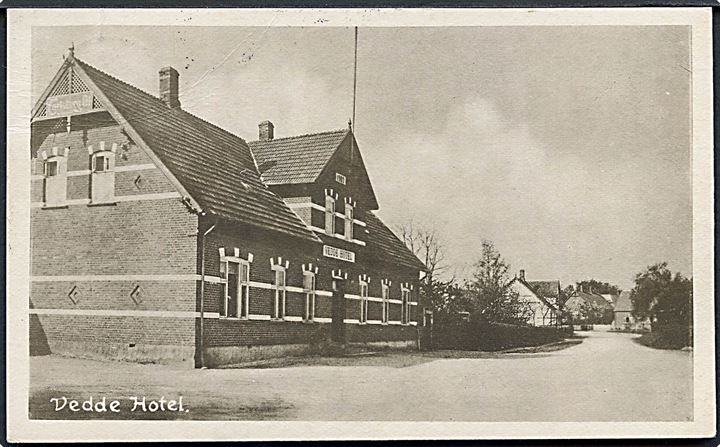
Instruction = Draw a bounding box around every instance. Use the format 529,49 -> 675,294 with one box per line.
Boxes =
433,320 -> 572,351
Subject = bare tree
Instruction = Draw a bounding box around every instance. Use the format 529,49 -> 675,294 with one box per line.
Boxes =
396,220 -> 446,282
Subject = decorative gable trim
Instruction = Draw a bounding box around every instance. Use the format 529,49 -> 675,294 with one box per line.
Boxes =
358,274 -> 371,283
65,57 -> 203,215
332,269 -> 348,280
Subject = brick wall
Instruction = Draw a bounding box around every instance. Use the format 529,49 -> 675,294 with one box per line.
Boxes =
199,217 -> 421,351
30,113 -> 199,364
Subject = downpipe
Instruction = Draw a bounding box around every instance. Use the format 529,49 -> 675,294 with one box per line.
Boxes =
198,217 -> 217,369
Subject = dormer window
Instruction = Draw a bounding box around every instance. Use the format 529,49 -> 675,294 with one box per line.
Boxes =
90,151 -> 115,204
325,195 -> 336,235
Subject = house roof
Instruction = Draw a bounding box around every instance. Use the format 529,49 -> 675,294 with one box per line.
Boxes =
509,277 -> 558,310
363,212 -> 427,271
249,130 -> 350,185
526,280 -> 560,298
600,293 -> 617,304
614,291 -> 633,312
575,291 -> 614,309
52,56 -> 319,242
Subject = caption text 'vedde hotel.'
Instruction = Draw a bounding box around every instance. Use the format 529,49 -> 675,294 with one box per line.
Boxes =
29,50 -> 427,367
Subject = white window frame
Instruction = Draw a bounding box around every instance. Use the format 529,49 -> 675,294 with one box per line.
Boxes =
44,159 -> 59,177
359,280 -> 369,324
303,271 -> 316,322
43,155 -> 67,206
325,195 -> 336,235
381,283 -> 390,324
90,150 -> 115,204
344,203 -> 354,241
221,258 -> 250,319
273,265 -> 287,320
401,287 -> 411,325
92,153 -> 111,172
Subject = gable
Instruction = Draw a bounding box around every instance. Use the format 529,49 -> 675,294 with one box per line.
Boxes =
318,133 -> 379,210
510,279 -> 541,302
34,55 -> 319,243
249,130 -> 380,210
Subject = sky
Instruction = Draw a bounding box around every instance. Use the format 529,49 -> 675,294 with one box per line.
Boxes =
32,26 -> 692,290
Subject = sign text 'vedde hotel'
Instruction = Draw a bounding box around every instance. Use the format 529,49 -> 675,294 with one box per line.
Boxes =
29,51 -> 427,367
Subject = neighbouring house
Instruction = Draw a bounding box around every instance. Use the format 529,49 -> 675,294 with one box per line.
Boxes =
612,291 -> 650,331
563,287 -> 614,325
30,51 -> 426,368
600,293 -> 617,306
507,270 -> 560,326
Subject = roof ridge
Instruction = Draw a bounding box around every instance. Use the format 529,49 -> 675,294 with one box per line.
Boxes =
248,128 -> 348,144
74,57 -> 162,106
75,56 -> 251,148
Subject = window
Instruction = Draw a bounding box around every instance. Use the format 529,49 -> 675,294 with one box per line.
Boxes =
43,156 -> 67,206
92,154 -> 110,172
335,172 -> 347,185
401,287 -> 411,324
381,283 -> 390,324
325,195 -> 336,235
90,151 -> 115,203
273,266 -> 287,319
359,280 -> 369,323
45,160 -> 58,177
303,271 -> 316,322
221,259 -> 250,318
344,204 -> 354,241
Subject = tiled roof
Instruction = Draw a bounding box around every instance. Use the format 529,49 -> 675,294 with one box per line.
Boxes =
363,212 -> 427,271
527,280 -> 560,298
73,57 -> 319,242
614,291 -> 633,312
576,291 -> 613,309
249,130 -> 349,185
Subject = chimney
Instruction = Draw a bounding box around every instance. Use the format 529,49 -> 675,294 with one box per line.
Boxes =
519,269 -> 525,281
259,121 -> 274,141
159,67 -> 180,109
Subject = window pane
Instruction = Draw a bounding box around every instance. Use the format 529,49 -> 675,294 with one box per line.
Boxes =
93,156 -> 106,172
240,263 -> 249,282
227,263 -> 239,318
303,273 -> 314,291
46,161 -> 58,177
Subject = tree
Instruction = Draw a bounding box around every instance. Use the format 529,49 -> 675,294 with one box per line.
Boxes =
631,262 -> 693,329
575,279 -> 620,295
465,240 -> 524,325
396,220 -> 446,283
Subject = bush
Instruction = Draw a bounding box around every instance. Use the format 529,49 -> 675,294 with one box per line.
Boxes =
636,323 -> 692,350
433,319 -> 572,351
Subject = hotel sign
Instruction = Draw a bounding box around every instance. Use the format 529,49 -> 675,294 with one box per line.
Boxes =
323,245 -> 355,263
45,92 -> 94,118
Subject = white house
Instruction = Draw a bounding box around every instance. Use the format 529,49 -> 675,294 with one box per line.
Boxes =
508,270 -> 560,327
